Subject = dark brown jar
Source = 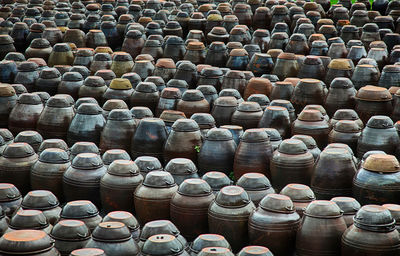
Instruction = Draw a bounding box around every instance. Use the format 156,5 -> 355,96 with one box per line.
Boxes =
99,109 -> 136,154
8,93 -> 43,135
102,99 -> 129,119
170,178 -> 215,241
78,76 -> 108,104
331,197 -> 360,227
60,200 -> 102,232
271,139 -> 314,191
67,103 -> 106,146
73,48 -> 94,68
355,86 -> 393,124
269,81 -> 294,101
191,113 -> 216,139
164,119 -> 202,165
258,106 -> 291,139
103,211 -> 140,242
20,190 -> 61,225
90,53 -> 112,75
311,148 -> 356,200
353,154 -> 400,205
0,205 -> 10,236
272,52 -> 299,80
58,72 -> 84,100
63,153 -> 107,208
208,186 -> 255,253
383,204 -> 400,232
248,194 -> 300,256
328,120 -> 361,153
35,68 -> 61,96
234,128 -> 273,180
0,183 -> 22,217
357,115 -> 400,158
0,143 -> 37,195
198,128 -> 237,177
50,219 -> 91,256
201,171 -> 233,194
291,79 -> 328,114
131,118 -> 167,163
290,134 -> 320,161
342,205 -> 400,256
130,82 -> 160,113
188,234 -> 231,256
230,102 -> 263,130
0,35 -> 16,60
71,248 -> 105,256
37,95 -> 75,140
176,90 -> 210,118
31,149 -> 70,202
13,130 -> 42,153
141,234 -> 188,256
280,183 -> 315,217
70,142 -> 99,161
102,149 -> 131,168
184,41 -> 206,65
211,96 -> 239,127
134,171 -> 178,225
0,230 -> 59,256
324,77 -> 357,117
85,222 -> 139,256
237,246 -> 273,256
330,109 -> 364,129
237,173 -> 275,206
7,209 -> 52,233
100,160 -> 143,213
296,200 -> 347,256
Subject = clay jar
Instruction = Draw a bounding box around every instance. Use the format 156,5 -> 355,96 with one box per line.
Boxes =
131,118 -> 168,163
236,173 -> 275,206
20,190 -> 62,225
258,106 -> 291,139
58,72 -> 84,100
170,178 -> 215,241
141,234 -> 188,256
328,120 -> 361,153
176,90 -> 210,118
325,58 -> 353,86
67,103 -> 106,146
156,88 -> 182,117
8,93 -> 43,135
110,52 -> 134,78
270,81 -> 294,101
184,41 -> 206,65
8,210 -> 49,234
291,79 -> 328,114
231,102 -> 264,130
324,77 -> 357,116
0,183 -> 22,217
331,197 -> 360,227
248,194 -> 300,256
163,119 -> 202,165
48,43 -> 75,67
296,200 -> 347,256
353,154 -> 400,205
103,78 -> 134,106
78,76 -> 108,104
165,158 -> 199,185
355,86 -> 393,124
298,56 -> 325,80
103,211 -> 140,242
270,139 -> 314,191
233,128 -> 274,180
130,82 -> 160,113
100,160 -> 143,213
198,128 -> 237,176
247,54 -> 274,78
291,134 -> 321,161
31,148 -> 70,202
0,84 -> 17,128
280,183 -> 315,217
59,200 -> 102,232
211,96 -> 239,126
134,171 -> 178,225
37,95 -> 75,140
100,109 -> 136,153
272,52 -> 299,80
342,205 -> 400,256
357,115 -> 400,158
208,186 -> 255,252
154,58 -> 176,82
188,234 -> 231,256
311,148 -> 357,200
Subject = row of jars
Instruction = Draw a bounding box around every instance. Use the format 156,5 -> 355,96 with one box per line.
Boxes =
1,180 -> 400,256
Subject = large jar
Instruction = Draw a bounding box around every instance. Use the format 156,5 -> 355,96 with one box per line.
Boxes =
353,154 -> 400,205
0,206 -> 8,237
188,234 -> 231,256
78,76 -> 108,104
134,171 -> 178,225
177,90 -> 210,118
164,119 -> 202,165
198,128 -> 237,176
131,118 -> 168,163
296,200 -> 347,256
211,96 -> 239,126
85,222 -> 139,256
99,109 -> 136,154
258,106 -> 291,139
0,143 -> 38,195
103,211 -> 140,242
233,128 -> 273,180
63,153 -> 107,208
291,79 -> 328,114
58,72 -> 84,100
141,234 -> 189,256
170,178 -> 215,241
311,148 -> 357,199
103,78 -> 134,105
324,77 -> 357,117
156,88 -> 182,117
50,219 -> 91,256
357,115 -> 400,158
231,102 -> 264,130
100,160 -> 143,213
37,95 -> 75,140
331,197 -> 360,227
355,86 -> 393,124
14,61 -> 40,92
342,205 -> 400,255
0,84 -> 17,128
20,190 -> 61,225
138,220 -> 188,249
208,186 -> 255,252
0,183 -> 22,217
7,209 -> 52,233
67,103 -> 106,146
328,120 -> 361,153
249,194 -> 300,256
236,173 -> 275,206
130,82 -> 160,113
31,149 -> 70,202
8,93 -> 43,135
292,109 -> 330,148
0,230 -> 59,256
59,200 -> 102,232
164,158 -> 199,185
271,139 -> 315,191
